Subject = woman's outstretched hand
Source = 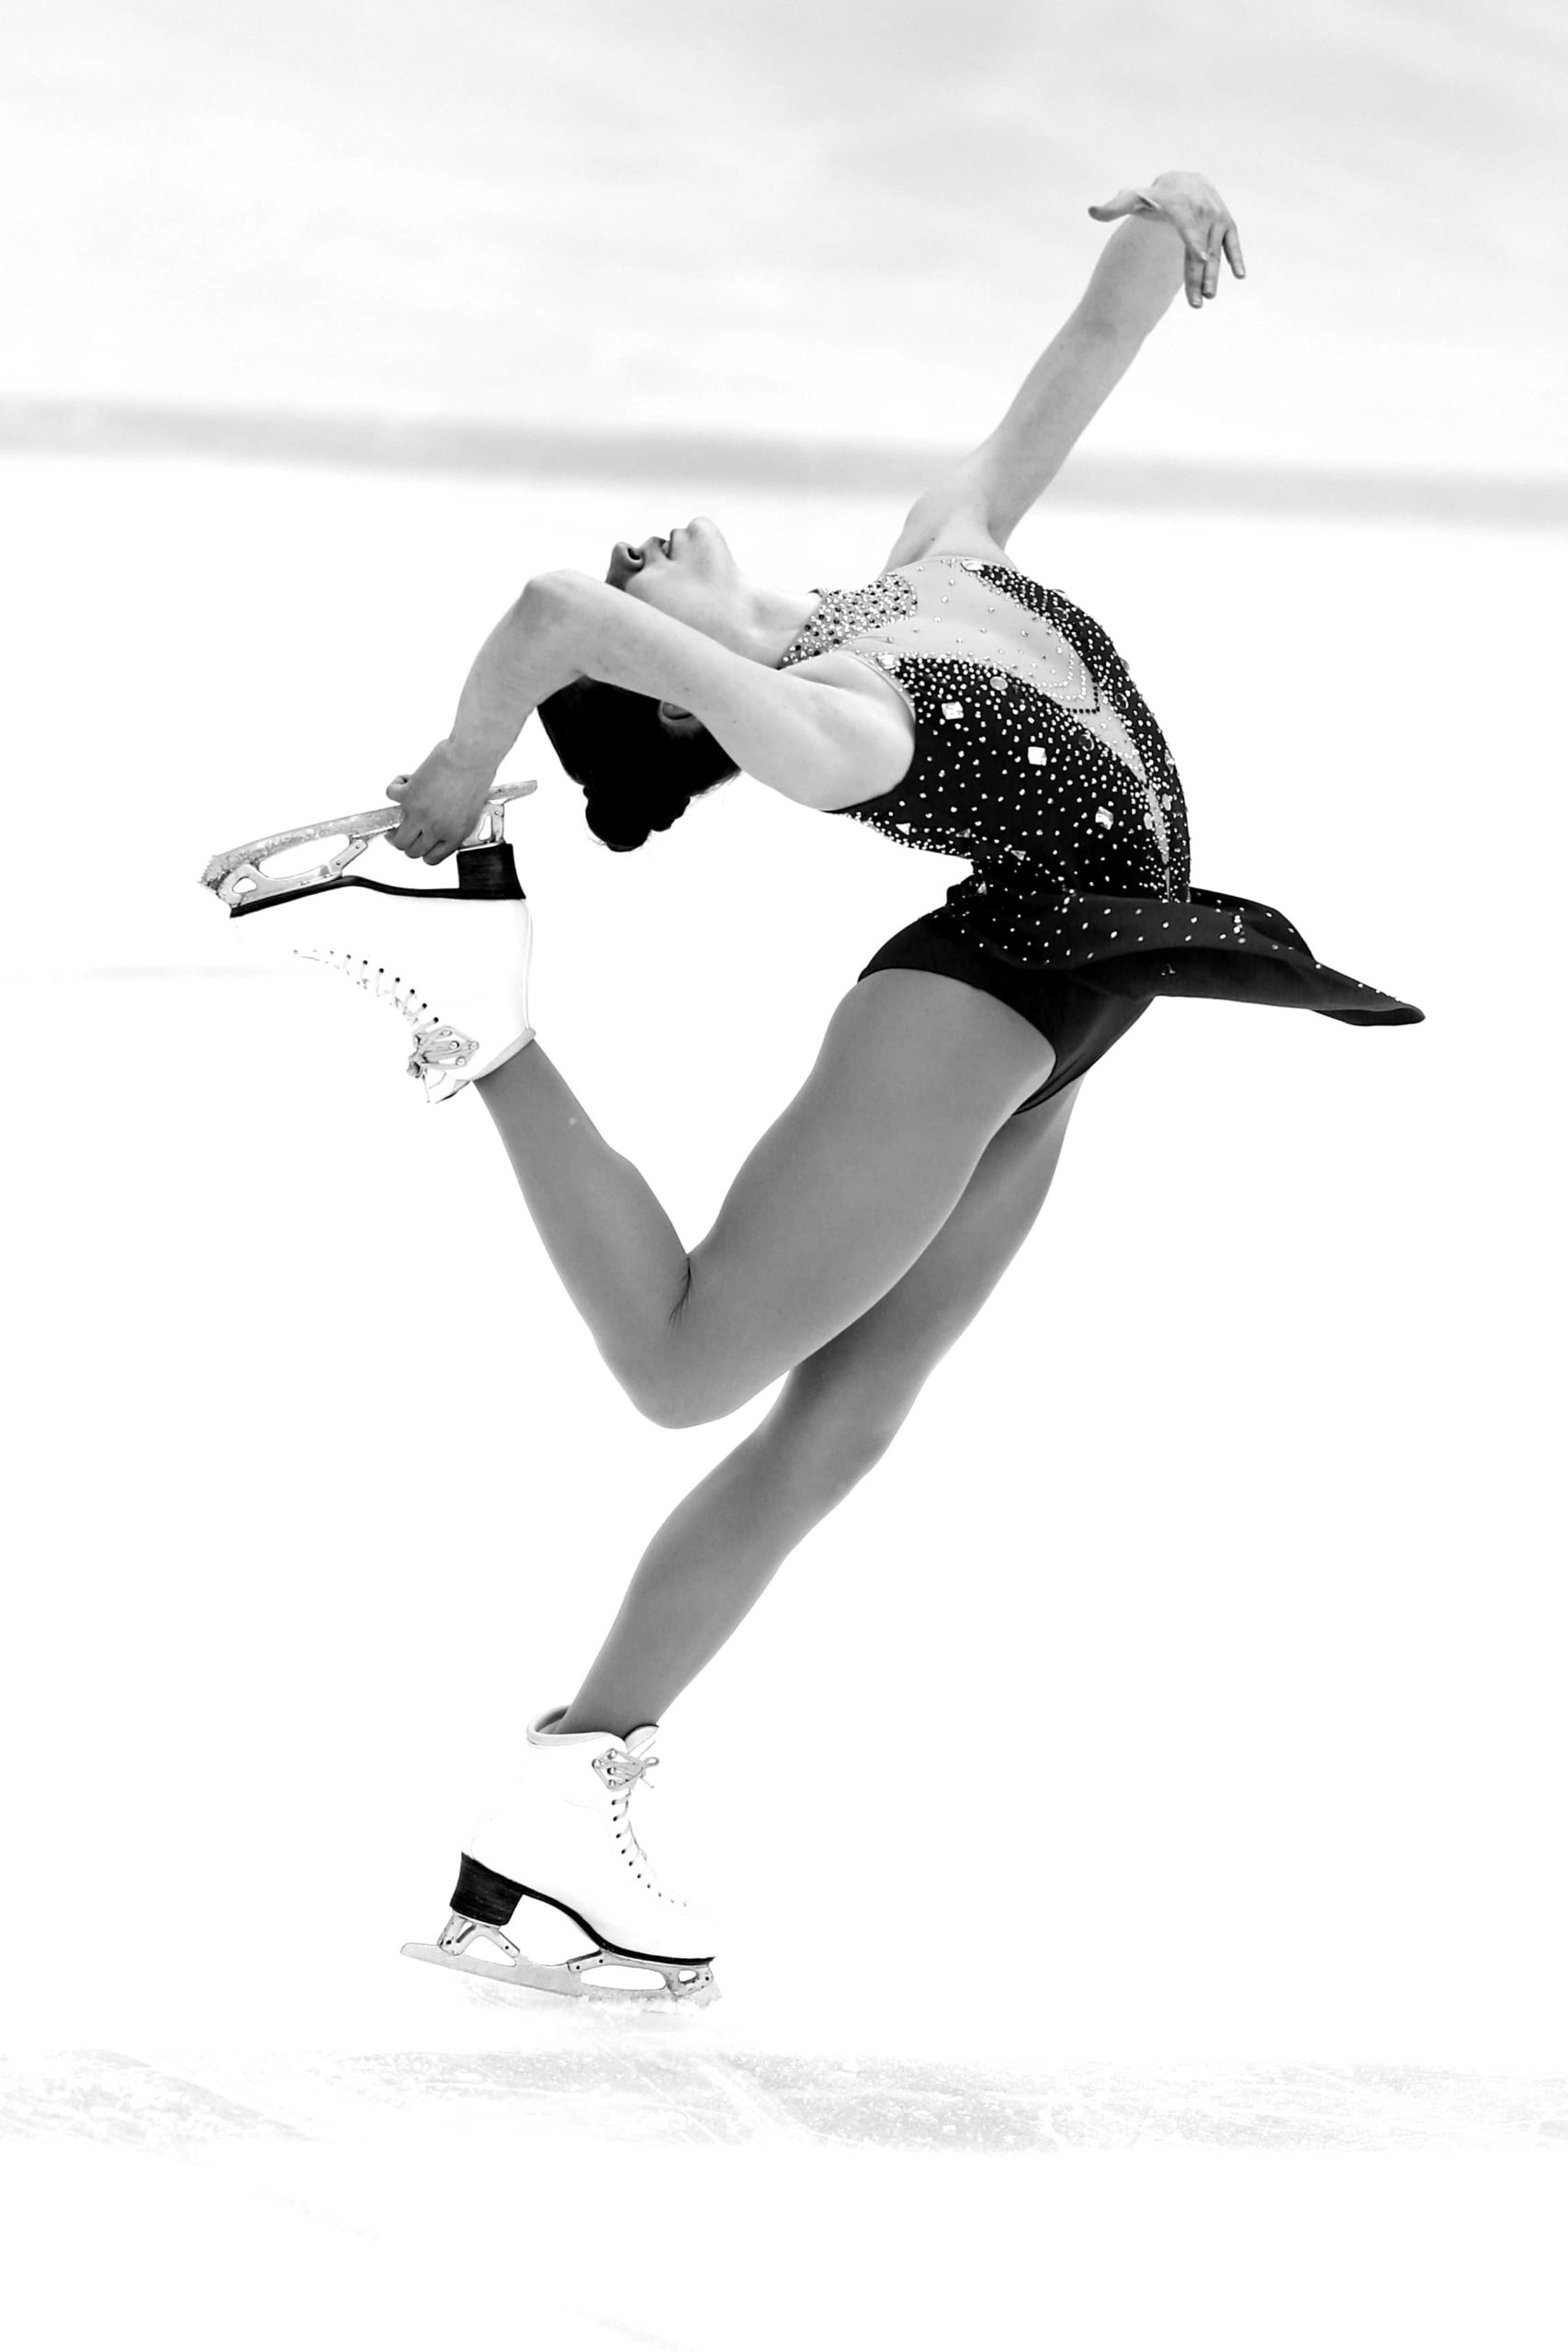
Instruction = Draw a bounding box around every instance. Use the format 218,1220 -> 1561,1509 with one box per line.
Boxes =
386,740 -> 498,865
1089,171 -> 1246,308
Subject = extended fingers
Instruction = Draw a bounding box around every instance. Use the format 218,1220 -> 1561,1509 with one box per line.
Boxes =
1184,212 -> 1247,305
1092,187 -> 1247,304
1196,225 -> 1222,305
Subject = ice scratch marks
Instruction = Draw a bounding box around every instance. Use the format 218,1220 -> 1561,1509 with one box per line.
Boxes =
6,2052 -> 1568,2155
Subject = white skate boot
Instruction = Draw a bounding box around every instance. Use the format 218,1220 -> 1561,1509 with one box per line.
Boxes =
402,1707 -> 719,2006
198,783 -> 538,1102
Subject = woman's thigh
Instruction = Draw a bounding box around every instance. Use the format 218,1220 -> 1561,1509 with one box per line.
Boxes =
773,1076 -> 1082,1446
665,971 -> 1057,1426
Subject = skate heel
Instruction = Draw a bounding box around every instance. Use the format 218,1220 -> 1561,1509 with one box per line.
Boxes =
450,1850 -> 528,1927
402,1850 -> 536,1979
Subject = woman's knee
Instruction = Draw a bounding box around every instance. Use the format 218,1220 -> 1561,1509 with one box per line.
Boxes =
646,1364 -> 911,1456
747,1091 -> 1076,1445
763,1354 -> 917,1476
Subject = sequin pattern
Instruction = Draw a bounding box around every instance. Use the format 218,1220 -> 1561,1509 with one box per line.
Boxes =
777,556 -> 1421,1021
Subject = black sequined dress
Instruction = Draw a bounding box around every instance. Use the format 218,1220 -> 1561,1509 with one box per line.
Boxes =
777,556 -> 1421,1114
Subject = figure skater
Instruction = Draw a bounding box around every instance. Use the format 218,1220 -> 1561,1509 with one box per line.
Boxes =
204,171 -> 1421,2004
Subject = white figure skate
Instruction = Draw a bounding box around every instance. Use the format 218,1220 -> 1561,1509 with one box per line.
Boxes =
402,1707 -> 719,2006
198,783 -> 538,1102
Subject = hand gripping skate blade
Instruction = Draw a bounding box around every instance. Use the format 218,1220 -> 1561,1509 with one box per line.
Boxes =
199,780 -> 537,910
401,1917 -> 717,2007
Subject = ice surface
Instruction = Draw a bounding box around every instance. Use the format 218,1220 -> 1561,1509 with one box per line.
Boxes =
4,2069 -> 1567,2352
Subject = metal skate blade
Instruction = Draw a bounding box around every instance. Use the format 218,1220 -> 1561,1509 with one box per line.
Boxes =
400,1939 -> 605,1998
199,780 -> 536,909
400,1939 -> 718,2007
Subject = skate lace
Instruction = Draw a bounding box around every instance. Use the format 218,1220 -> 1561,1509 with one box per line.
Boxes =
293,947 -> 477,1077
594,1748 -> 658,1793
297,945 -> 432,1029
592,1747 -> 691,1906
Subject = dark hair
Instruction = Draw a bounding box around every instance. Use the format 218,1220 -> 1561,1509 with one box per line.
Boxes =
536,678 -> 739,853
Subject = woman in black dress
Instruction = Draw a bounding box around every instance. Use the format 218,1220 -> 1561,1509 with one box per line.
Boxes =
222,172 -> 1420,2001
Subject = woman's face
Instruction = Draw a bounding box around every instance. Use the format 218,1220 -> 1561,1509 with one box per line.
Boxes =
605,516 -> 739,729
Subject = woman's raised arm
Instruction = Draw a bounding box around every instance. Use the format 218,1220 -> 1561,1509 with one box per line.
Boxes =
1082,169 -> 1246,327
886,172 -> 1247,557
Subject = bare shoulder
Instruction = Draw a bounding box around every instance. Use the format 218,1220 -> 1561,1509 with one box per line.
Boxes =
773,650 -> 915,809
774,512 -> 1020,812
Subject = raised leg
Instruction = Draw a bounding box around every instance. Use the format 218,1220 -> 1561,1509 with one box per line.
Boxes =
555,1080 -> 1082,1736
476,970 -> 1059,1429
476,1038 -> 693,1406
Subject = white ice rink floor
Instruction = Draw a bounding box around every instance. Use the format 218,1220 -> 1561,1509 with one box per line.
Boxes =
5,452 -> 1565,2346
4,2041 -> 1567,2350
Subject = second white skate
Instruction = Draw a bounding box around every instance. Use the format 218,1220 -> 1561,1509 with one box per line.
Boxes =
198,785 -> 538,1102
402,1709 -> 719,2006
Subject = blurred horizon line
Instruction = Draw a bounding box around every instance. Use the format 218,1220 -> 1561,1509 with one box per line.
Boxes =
3,396 -> 1563,533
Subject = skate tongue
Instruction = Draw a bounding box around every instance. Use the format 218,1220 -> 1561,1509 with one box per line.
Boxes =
623,1724 -> 660,1755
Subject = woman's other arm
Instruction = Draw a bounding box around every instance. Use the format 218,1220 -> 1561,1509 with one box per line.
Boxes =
387,572 -> 898,861
385,585 -> 589,861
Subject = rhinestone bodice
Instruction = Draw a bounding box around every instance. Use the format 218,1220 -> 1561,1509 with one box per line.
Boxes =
776,555 -> 1420,1023
778,556 -> 1191,907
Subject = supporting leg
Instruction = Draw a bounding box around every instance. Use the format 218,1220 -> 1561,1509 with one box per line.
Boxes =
555,1390 -> 894,1738
554,1078 -> 1084,1737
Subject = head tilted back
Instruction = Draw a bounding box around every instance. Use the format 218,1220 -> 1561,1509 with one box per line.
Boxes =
536,678 -> 739,852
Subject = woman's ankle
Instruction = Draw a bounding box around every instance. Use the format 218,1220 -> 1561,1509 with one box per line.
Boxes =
550,1704 -> 640,1739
